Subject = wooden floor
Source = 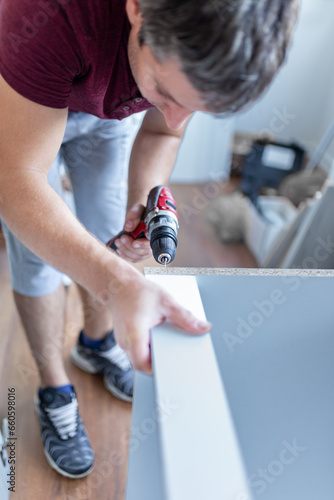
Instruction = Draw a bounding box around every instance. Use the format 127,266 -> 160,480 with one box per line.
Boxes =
0,181 -> 256,500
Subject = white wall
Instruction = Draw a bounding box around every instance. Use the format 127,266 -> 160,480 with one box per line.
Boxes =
170,113 -> 235,183
128,111 -> 235,184
234,0 -> 334,169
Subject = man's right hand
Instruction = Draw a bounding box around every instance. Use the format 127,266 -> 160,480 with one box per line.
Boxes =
109,270 -> 212,374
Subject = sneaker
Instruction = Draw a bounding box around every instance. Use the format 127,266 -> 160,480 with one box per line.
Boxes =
34,386 -> 94,478
71,330 -> 134,403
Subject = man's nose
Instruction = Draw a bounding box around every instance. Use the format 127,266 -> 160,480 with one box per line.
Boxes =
163,104 -> 191,130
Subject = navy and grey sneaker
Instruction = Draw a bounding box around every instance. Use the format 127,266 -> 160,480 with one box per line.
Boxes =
34,386 -> 94,478
71,330 -> 134,403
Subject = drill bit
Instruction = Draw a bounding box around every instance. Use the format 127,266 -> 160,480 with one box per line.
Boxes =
161,256 -> 168,267
158,253 -> 171,266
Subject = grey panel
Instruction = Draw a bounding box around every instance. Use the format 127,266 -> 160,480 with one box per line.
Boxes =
126,372 -> 166,500
197,274 -> 334,500
148,275 -> 250,500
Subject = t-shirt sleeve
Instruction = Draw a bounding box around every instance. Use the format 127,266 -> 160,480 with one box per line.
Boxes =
0,0 -> 85,109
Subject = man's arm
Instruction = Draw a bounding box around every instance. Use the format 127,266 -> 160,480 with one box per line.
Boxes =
0,76 -> 210,372
113,107 -> 189,262
128,107 -> 187,209
0,74 -> 122,297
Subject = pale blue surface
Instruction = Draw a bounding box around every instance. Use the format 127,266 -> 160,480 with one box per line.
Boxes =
198,275 -> 334,499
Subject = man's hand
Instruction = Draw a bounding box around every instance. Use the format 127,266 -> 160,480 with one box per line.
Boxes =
113,203 -> 152,263
110,272 -> 212,374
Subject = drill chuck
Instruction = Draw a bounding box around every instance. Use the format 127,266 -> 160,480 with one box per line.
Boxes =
150,225 -> 178,265
147,212 -> 178,265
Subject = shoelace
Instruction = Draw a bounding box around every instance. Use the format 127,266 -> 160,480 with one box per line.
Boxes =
45,398 -> 78,440
100,343 -> 131,371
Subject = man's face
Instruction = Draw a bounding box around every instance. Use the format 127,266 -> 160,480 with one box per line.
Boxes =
128,29 -> 209,130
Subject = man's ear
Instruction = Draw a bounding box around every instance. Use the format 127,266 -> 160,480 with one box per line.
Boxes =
126,0 -> 142,27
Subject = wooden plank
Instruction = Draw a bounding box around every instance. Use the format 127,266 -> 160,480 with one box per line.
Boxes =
148,275 -> 251,500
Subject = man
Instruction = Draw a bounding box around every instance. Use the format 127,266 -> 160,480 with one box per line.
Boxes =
0,0 -> 299,479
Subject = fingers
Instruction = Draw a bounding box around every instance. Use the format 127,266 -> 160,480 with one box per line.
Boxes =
124,297 -> 211,374
115,234 -> 152,262
127,336 -> 152,375
116,325 -> 152,374
115,203 -> 151,262
124,203 -> 144,232
111,283 -> 212,375
160,294 -> 212,334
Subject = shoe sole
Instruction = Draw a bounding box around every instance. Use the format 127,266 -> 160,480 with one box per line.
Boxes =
34,395 -> 94,479
71,347 -> 133,403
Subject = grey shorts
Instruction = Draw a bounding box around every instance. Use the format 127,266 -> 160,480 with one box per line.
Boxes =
2,112 -> 137,296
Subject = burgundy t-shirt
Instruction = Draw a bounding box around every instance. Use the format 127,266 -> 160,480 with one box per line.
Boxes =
0,0 -> 153,119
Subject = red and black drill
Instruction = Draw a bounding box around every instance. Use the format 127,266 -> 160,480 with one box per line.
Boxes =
106,186 -> 179,265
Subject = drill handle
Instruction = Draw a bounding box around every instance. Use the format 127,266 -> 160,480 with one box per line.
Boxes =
106,230 -> 128,251
106,221 -> 147,251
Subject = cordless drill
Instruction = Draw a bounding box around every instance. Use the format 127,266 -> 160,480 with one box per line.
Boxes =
106,186 -> 179,265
